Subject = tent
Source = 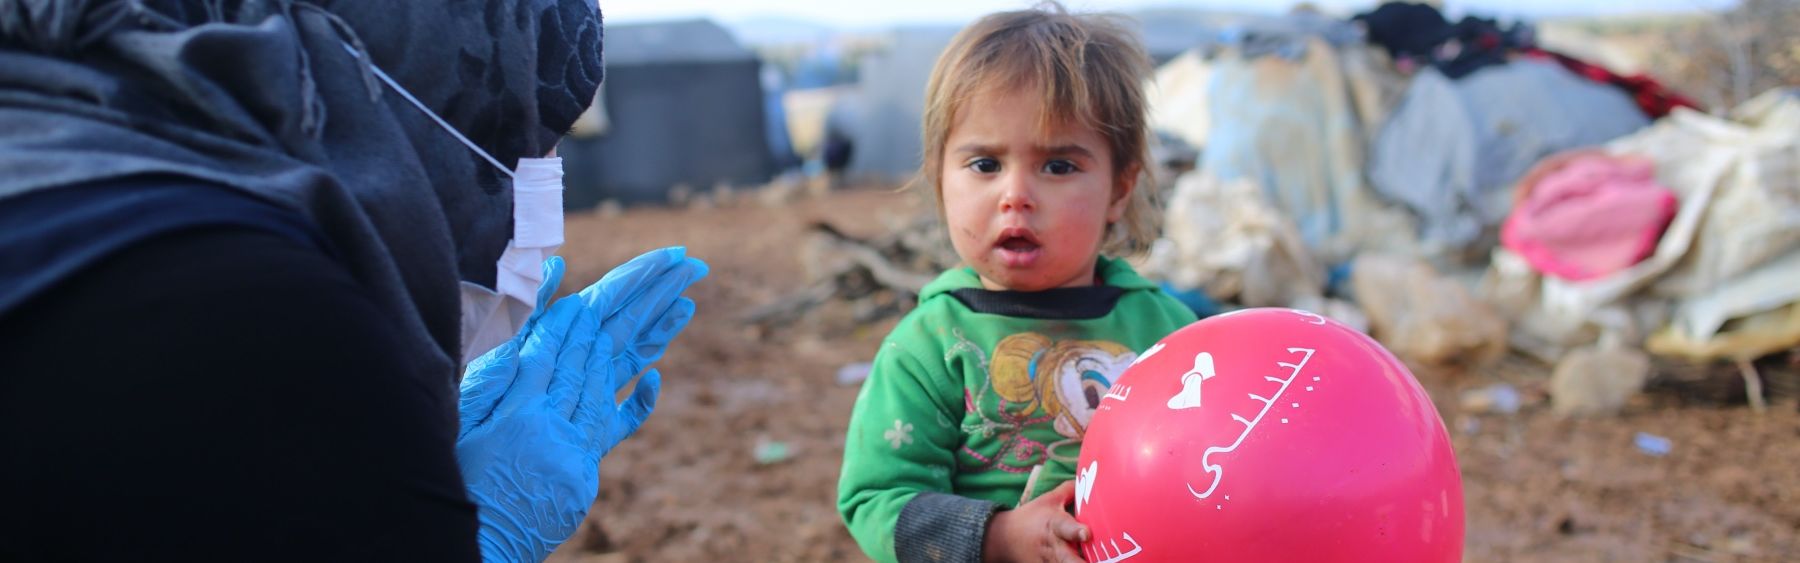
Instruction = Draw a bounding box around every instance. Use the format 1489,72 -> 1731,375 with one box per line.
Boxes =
839,26 -> 958,184
1147,49 -> 1214,151
559,19 -> 775,207
1194,38 -> 1416,263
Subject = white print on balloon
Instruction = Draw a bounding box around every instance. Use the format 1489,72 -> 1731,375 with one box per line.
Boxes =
1165,352 -> 1216,410
1287,308 -> 1328,326
1075,461 -> 1098,515
1074,461 -> 1143,562
1084,532 -> 1143,563
1102,343 -> 1163,411
1131,342 -> 1166,367
1102,385 -> 1132,405
1185,347 -> 1317,501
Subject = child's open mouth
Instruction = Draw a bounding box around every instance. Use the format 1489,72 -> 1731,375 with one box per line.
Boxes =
994,228 -> 1041,268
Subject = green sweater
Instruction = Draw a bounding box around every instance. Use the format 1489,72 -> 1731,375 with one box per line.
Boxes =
837,258 -> 1197,563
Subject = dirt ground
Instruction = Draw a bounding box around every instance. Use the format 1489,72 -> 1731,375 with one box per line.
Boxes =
548,187 -> 1800,563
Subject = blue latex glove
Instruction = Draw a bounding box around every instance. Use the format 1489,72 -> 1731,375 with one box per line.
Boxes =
456,248 -> 708,562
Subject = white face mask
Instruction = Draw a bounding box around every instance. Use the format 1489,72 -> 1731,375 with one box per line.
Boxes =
345,42 -> 567,364
459,157 -> 564,364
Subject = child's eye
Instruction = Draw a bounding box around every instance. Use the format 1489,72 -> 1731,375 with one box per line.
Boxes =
968,158 -> 1001,174
1043,160 -> 1080,175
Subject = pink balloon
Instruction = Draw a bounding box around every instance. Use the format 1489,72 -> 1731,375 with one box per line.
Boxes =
1075,308 -> 1463,563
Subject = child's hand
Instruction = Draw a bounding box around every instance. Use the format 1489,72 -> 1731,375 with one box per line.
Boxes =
982,481 -> 1090,563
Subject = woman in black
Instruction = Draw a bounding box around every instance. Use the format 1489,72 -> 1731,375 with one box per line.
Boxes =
0,2 -> 695,561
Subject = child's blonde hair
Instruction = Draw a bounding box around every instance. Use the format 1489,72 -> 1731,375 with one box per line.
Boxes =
917,1 -> 1157,256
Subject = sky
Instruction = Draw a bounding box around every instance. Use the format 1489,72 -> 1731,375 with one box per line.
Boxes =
605,0 -> 1736,27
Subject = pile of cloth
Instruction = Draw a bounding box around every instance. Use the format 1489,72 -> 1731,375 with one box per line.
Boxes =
1149,2 -> 1697,270
1367,58 -> 1652,255
1481,89 -> 1800,408
1489,90 -> 1800,355
1358,2 -> 1692,258
1355,2 -> 1700,119
1144,3 -> 1697,371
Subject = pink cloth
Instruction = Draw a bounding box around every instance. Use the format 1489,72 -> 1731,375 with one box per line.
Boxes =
1501,154 -> 1678,281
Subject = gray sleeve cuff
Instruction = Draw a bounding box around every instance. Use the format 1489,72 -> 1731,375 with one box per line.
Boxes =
894,492 -> 1001,563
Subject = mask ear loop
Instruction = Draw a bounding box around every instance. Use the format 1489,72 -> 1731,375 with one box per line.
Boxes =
340,42 -> 517,179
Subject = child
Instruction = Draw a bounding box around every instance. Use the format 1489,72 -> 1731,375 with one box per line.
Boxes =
837,4 -> 1197,562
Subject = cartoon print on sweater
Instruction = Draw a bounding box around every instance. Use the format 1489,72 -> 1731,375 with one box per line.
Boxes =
960,332 -> 1136,471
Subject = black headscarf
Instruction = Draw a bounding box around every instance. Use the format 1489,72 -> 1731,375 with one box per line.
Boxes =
0,0 -> 604,393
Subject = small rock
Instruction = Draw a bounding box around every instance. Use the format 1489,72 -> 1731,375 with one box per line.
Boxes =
1550,345 -> 1651,417
1634,432 -> 1672,457
1555,515 -> 1578,535
1460,383 -> 1522,414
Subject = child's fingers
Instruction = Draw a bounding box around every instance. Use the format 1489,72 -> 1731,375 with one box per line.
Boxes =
1049,536 -> 1087,563
1051,516 -> 1090,543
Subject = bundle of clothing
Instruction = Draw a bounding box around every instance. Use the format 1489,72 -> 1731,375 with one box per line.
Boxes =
1354,2 -> 1700,119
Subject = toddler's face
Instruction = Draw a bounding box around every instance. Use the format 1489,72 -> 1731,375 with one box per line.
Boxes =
940,86 -> 1129,291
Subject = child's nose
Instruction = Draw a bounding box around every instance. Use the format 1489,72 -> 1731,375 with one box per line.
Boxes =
998,172 -> 1036,212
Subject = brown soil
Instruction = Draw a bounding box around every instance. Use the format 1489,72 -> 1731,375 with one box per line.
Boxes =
546,187 -> 1800,563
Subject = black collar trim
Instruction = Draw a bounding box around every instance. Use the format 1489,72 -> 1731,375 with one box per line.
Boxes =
946,286 -> 1125,320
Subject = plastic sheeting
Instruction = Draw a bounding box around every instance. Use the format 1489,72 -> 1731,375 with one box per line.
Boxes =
1650,253 -> 1800,360
1197,39 -> 1415,263
1144,174 -> 1323,308
1148,50 -> 1214,151
1352,254 -> 1509,370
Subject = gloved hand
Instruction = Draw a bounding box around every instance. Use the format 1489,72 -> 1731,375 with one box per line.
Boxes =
456,248 -> 709,562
